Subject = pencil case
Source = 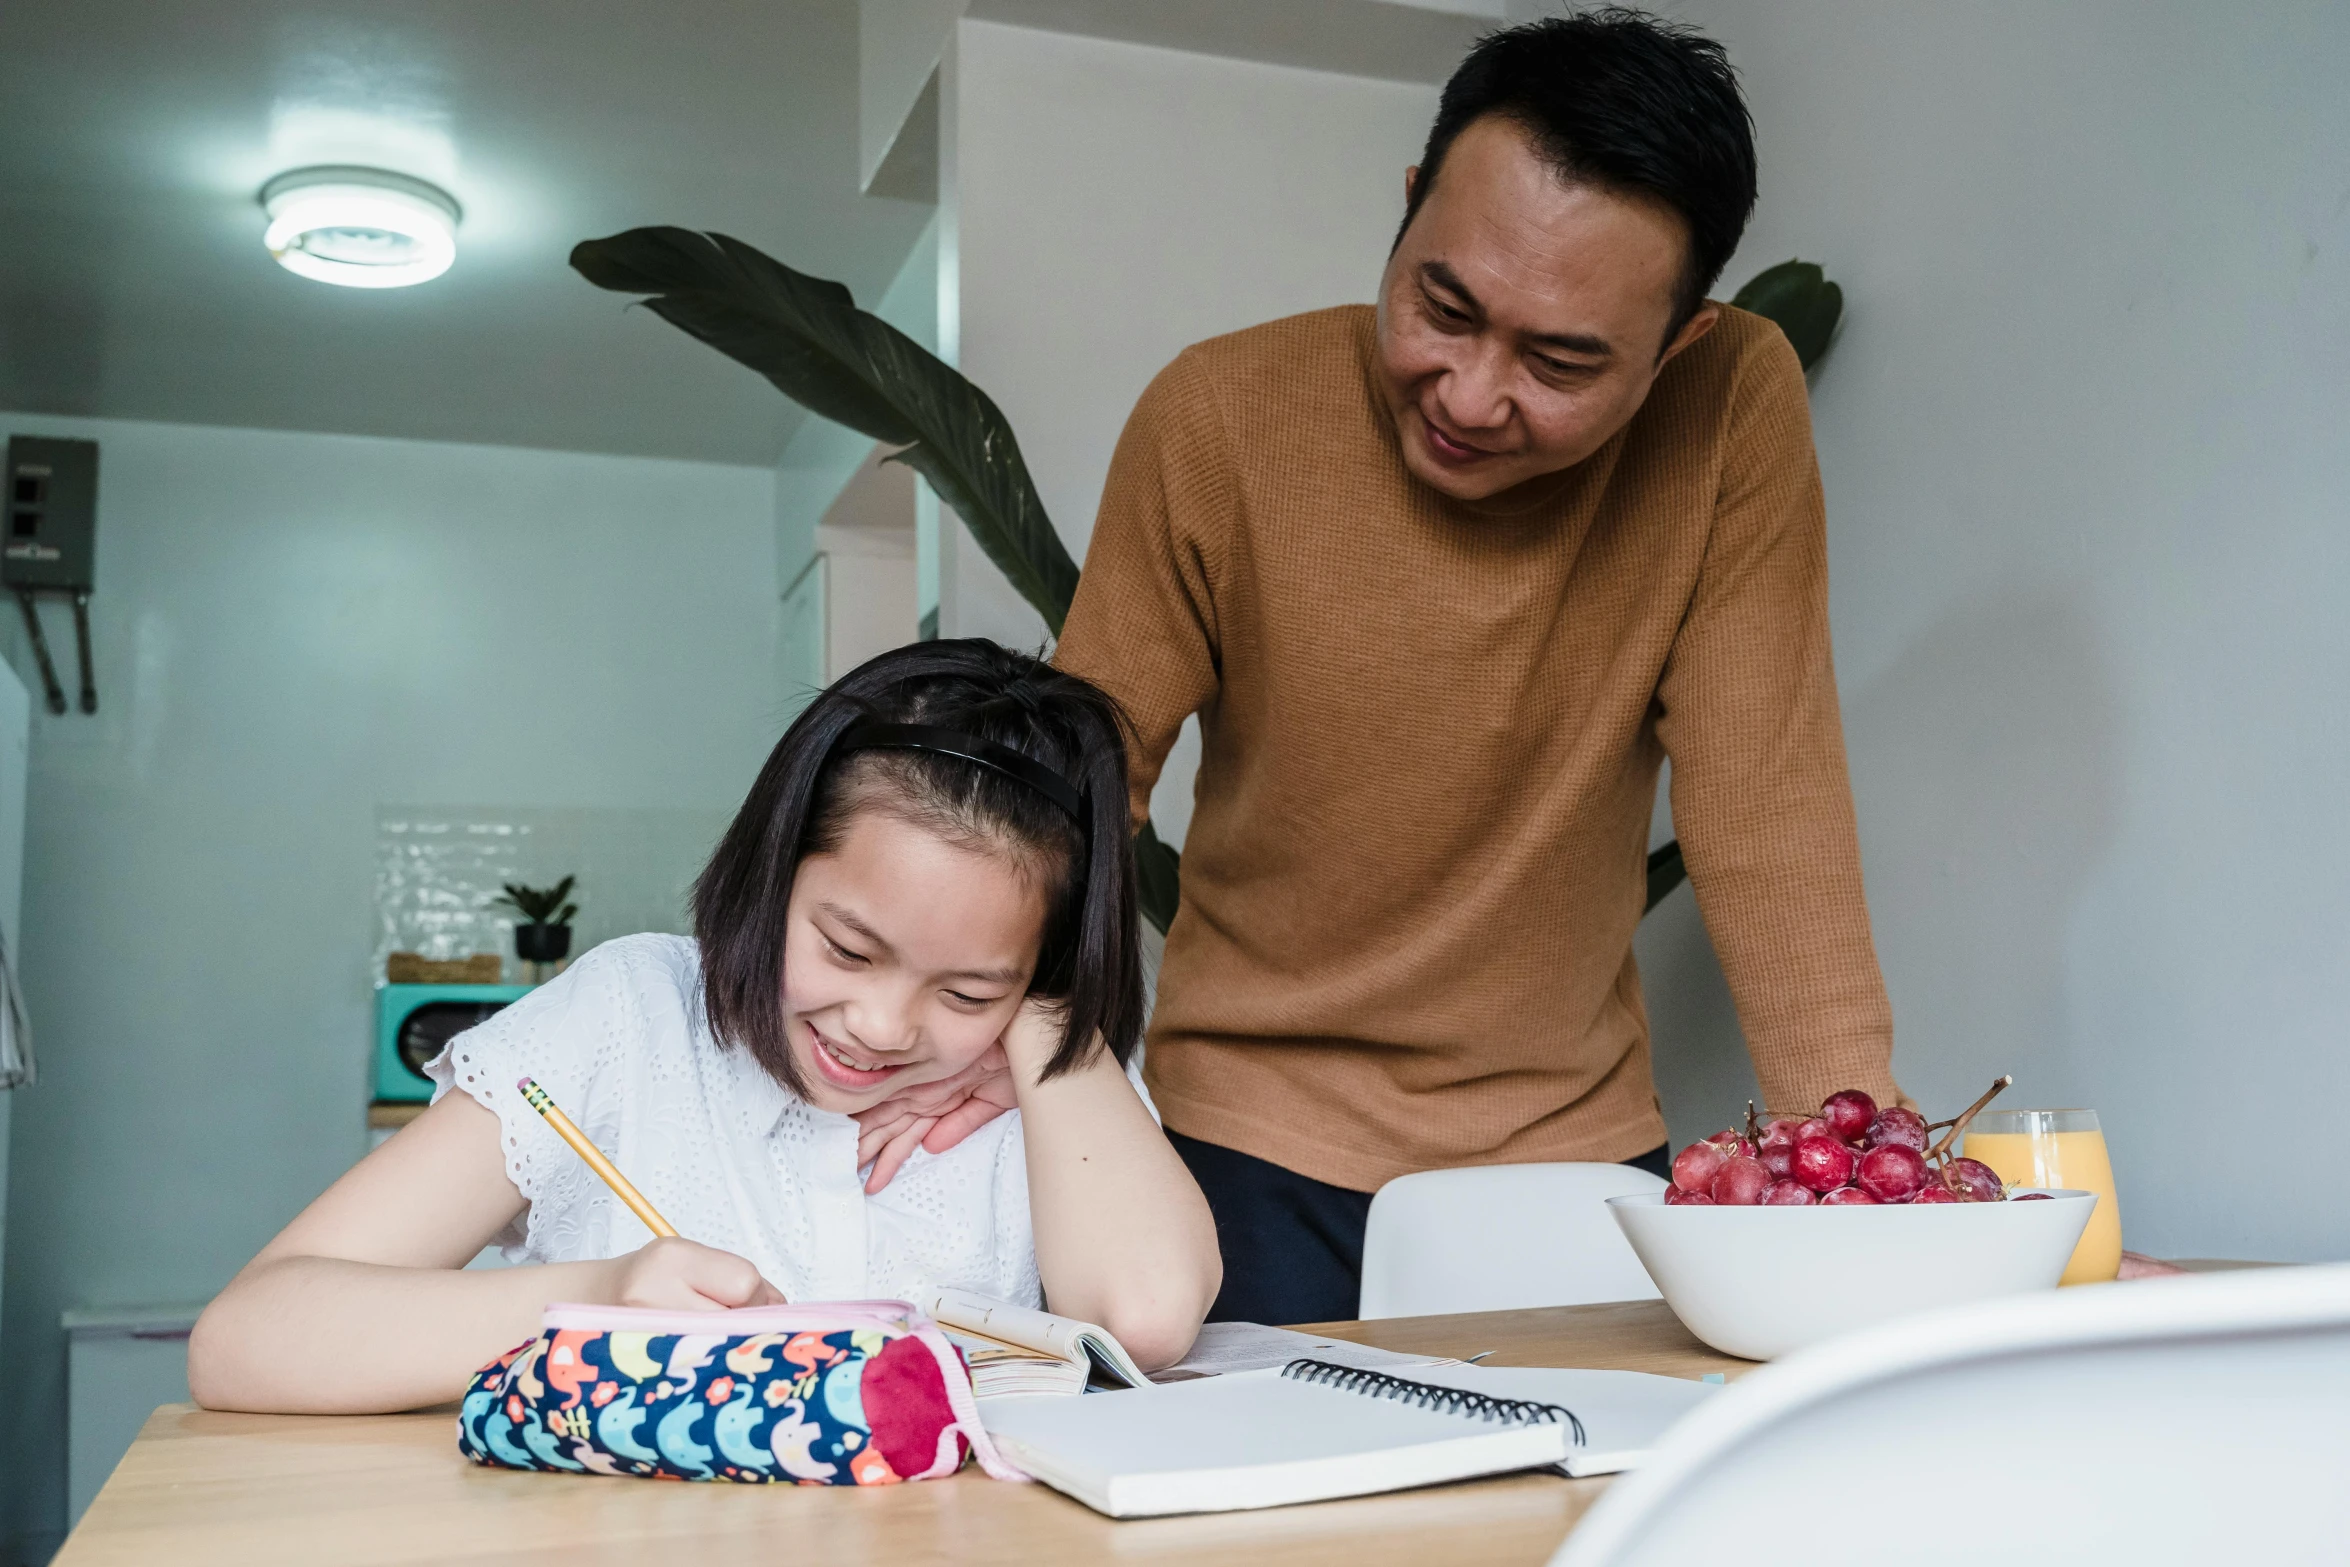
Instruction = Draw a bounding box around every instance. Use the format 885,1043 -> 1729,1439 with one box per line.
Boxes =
457,1299 -> 1029,1485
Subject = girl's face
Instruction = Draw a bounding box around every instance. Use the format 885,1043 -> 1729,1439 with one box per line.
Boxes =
779,807 -> 1049,1113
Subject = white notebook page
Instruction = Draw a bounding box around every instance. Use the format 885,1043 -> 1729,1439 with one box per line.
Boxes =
979,1367 -> 1572,1517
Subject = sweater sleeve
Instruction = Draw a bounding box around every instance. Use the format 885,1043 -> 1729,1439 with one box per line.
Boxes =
1053,351 -> 1237,830
1653,330 -> 1901,1114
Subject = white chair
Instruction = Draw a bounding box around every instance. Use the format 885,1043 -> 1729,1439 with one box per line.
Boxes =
1357,1162 -> 1667,1319
1555,1261 -> 2350,1567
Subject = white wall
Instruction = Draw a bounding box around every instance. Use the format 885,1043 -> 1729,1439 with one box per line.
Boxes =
861,0 -> 962,189
940,20 -> 1438,841
776,212 -> 941,708
817,452 -> 920,679
0,413 -> 781,1558
1635,0 -> 2350,1262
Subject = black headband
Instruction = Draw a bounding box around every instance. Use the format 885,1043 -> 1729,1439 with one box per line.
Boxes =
835,721 -> 1086,822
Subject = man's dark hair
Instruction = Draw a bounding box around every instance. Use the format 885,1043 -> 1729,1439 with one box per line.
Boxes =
1403,8 -> 1758,334
694,638 -> 1144,1096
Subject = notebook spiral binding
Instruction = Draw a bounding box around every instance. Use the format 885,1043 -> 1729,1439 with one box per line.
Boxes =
1280,1359 -> 1587,1447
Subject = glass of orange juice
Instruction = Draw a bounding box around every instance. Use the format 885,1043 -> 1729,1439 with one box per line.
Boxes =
1962,1108 -> 2122,1284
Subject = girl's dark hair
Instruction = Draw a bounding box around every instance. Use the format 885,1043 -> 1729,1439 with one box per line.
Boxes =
693,638 -> 1143,1095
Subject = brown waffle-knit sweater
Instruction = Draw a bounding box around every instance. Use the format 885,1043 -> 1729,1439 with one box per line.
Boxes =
1055,304 -> 1897,1192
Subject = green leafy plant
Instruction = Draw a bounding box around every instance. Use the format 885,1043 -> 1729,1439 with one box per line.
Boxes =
570,231 -> 1077,630
495,876 -> 578,928
570,231 -> 1841,931
1730,259 -> 1843,371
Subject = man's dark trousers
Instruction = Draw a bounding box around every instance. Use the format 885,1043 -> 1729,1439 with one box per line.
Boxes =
1169,1131 -> 1674,1325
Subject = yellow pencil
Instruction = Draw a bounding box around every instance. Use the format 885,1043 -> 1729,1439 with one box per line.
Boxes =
515,1076 -> 680,1239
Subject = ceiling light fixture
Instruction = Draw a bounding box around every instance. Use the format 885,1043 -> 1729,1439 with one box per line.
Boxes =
259,166 -> 461,289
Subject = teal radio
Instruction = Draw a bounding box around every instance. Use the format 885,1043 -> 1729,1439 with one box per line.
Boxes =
375,983 -> 532,1102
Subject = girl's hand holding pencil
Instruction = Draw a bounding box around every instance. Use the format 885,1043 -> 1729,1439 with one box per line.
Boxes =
600,1236 -> 786,1312
518,1076 -> 788,1310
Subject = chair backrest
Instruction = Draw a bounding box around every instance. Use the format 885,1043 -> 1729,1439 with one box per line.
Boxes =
1357,1162 -> 1667,1319
1554,1261 -> 2350,1567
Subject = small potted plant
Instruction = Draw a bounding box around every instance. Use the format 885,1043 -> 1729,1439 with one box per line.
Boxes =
496,876 -> 578,969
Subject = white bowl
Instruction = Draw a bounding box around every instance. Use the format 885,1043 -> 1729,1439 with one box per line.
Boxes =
1607,1189 -> 2096,1360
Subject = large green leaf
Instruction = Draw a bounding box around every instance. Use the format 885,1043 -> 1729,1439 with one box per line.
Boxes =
571,228 -> 1080,632
1644,839 -> 1686,914
1133,820 -> 1182,938
1731,258 -> 1844,372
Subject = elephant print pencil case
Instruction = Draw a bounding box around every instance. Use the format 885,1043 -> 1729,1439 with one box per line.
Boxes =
457,1299 -> 1029,1485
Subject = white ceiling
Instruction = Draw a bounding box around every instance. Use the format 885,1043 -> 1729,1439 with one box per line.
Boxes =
0,0 -> 933,465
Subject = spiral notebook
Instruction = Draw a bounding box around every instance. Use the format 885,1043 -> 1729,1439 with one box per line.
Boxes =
979,1359 -> 1714,1518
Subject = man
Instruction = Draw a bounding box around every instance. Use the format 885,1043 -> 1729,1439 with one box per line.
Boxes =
867,12 -> 1900,1325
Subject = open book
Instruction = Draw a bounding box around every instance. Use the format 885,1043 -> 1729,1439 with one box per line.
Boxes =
920,1288 -> 1152,1398
920,1290 -> 1459,1398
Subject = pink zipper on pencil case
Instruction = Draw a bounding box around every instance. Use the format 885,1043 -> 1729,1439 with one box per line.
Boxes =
539,1299 -> 923,1335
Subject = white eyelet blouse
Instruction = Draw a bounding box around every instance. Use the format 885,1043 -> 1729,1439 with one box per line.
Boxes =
425,933 -> 1043,1308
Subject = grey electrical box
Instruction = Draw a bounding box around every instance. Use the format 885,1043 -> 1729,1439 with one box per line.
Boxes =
6,436 -> 98,593
6,435 -> 99,714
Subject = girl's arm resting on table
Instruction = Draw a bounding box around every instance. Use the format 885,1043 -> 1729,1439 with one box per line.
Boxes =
188,1091 -> 782,1415
1008,1004 -> 1221,1370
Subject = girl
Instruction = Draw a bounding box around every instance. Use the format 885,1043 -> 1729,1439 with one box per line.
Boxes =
190,641 -> 1221,1413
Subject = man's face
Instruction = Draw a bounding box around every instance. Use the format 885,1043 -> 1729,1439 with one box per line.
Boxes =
1375,114 -> 1720,502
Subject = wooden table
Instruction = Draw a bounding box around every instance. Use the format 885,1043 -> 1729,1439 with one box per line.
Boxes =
55,1300 -> 1750,1567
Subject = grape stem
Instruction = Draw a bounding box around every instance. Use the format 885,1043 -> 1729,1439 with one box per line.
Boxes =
1745,1100 -> 1762,1146
1925,1075 -> 2013,1163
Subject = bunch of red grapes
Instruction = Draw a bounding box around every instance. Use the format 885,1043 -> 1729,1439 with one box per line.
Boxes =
1666,1085 -> 2044,1207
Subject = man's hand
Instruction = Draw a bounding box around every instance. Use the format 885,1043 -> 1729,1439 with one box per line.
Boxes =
850,1043 -> 1018,1194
